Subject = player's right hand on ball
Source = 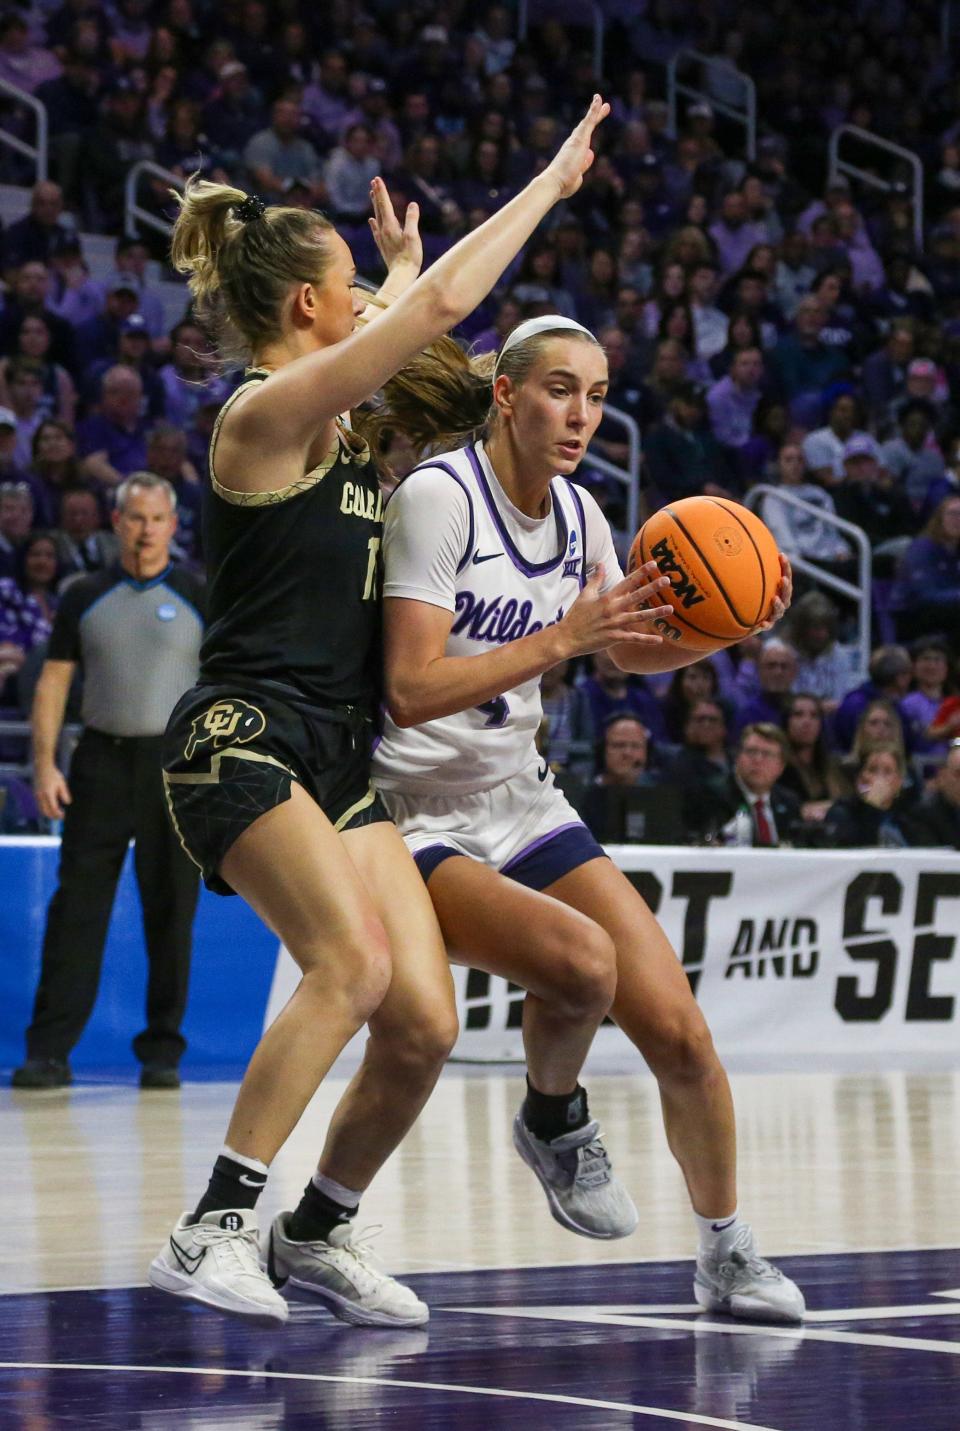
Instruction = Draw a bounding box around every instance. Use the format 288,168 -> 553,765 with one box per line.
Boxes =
546,94 -> 610,199
35,764 -> 71,821
557,561 -> 672,657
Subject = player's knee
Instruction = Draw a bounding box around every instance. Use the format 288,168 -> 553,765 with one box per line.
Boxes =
549,921 -> 617,1018
648,1011 -> 718,1083
302,916 -> 393,1023
393,1007 -> 460,1081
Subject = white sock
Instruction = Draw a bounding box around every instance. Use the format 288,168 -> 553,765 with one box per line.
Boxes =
311,1170 -> 361,1209
694,1208 -> 740,1253
221,1144 -> 269,1176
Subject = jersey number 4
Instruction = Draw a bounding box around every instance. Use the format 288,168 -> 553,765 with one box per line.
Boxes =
477,696 -> 510,728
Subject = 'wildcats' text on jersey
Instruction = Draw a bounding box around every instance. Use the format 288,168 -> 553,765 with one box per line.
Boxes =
373,442 -> 622,795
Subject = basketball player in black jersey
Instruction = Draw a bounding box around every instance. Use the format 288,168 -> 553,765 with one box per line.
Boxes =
148,97 -> 655,1326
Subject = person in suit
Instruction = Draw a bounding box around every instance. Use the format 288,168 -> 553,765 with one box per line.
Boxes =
706,722 -> 802,846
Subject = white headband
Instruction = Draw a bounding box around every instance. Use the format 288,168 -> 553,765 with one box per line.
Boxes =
494,314 -> 597,374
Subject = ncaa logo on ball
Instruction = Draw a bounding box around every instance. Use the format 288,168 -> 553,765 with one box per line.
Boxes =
713,526 -> 744,558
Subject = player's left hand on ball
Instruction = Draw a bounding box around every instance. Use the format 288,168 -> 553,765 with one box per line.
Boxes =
752,554 -> 792,632
369,176 -> 422,273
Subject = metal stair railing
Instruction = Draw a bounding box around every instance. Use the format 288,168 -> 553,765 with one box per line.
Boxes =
0,78 -> 47,184
124,159 -> 183,240
828,125 -> 924,252
746,484 -> 872,681
667,49 -> 756,161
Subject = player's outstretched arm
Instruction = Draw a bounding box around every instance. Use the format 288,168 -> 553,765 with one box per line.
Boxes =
238,97 -> 611,449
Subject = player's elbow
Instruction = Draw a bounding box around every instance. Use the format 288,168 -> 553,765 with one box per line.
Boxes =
385,681 -> 425,729
417,270 -> 469,330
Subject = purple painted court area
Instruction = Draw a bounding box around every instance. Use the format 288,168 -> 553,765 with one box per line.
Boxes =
1,1249 -> 958,1429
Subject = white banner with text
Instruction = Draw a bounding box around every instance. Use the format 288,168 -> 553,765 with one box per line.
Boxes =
264,847 -> 960,1069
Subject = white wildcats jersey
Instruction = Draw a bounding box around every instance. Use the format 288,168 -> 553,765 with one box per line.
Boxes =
373,441 -> 622,795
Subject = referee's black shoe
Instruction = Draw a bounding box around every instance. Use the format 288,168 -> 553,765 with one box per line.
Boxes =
12,1058 -> 72,1089
140,1065 -> 181,1090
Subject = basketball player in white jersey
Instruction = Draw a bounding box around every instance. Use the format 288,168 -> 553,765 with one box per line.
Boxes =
369,315 -> 805,1323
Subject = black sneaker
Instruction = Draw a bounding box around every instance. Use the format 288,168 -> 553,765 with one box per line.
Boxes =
12,1058 -> 72,1089
140,1065 -> 181,1090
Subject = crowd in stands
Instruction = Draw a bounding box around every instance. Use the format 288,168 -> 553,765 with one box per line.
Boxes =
0,0 -> 958,846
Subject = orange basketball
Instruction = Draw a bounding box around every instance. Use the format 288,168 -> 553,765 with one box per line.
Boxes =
628,496 -> 781,655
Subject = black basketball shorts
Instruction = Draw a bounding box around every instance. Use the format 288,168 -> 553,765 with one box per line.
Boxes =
162,684 -> 389,895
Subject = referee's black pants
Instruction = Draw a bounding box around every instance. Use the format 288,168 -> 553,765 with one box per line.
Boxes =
26,729 -> 200,1067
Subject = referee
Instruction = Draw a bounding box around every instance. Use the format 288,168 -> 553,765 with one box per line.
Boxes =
12,473 -> 204,1090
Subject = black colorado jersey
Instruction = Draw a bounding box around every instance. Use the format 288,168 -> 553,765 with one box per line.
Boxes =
199,371 -> 383,712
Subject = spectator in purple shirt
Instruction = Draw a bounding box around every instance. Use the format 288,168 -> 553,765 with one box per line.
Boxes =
899,639 -> 955,757
2,182 -> 74,277
85,313 -> 165,420
0,260 -> 76,376
73,274 -> 141,369
707,347 -> 764,455
302,48 -> 353,143
709,191 -> 769,277
0,12 -> 60,94
76,366 -> 148,487
832,645 -> 913,753
201,59 -> 265,169
577,647 -> 667,746
0,572 -> 50,706
157,319 -> 229,432
734,640 -> 799,734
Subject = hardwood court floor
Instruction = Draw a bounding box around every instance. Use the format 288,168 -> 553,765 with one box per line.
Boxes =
1,1067 -> 958,1428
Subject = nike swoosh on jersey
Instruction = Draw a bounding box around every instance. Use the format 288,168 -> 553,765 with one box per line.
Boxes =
537,761 -> 549,781
169,1236 -> 206,1275
472,550 -> 502,564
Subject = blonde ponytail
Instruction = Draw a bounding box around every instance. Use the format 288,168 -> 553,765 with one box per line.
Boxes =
168,175 -> 334,360
169,176 -> 248,307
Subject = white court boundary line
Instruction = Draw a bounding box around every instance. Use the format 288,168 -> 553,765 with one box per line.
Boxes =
0,1360 -> 782,1430
456,1306 -> 960,1358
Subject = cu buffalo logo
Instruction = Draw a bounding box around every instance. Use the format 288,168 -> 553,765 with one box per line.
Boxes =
184,700 -> 266,760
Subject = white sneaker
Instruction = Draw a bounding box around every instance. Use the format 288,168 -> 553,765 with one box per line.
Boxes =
266,1214 -> 429,1327
694,1222 -> 805,1324
149,1209 -> 289,1322
512,1113 -> 639,1240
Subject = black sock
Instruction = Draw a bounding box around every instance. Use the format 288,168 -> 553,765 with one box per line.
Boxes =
286,1180 -> 357,1243
190,1151 -> 267,1222
522,1076 -> 590,1142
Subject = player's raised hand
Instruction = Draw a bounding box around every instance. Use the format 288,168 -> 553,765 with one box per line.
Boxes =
545,94 -> 611,199
557,560 -> 671,657
369,176 -> 422,275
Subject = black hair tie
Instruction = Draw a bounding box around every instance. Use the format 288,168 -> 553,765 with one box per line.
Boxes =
235,194 -> 266,223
